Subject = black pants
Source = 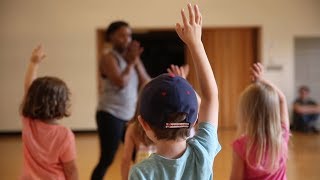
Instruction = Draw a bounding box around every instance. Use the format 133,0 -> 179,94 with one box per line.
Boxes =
91,111 -> 127,180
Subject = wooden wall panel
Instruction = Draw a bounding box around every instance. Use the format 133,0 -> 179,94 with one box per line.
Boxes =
187,28 -> 259,128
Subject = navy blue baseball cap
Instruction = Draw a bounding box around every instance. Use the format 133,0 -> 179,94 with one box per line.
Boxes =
139,73 -> 198,129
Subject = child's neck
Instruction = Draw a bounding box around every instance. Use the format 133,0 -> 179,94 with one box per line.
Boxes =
155,139 -> 187,159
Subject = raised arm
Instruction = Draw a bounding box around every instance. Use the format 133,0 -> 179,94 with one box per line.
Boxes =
24,45 -> 46,95
176,4 -> 219,126
252,63 -> 290,129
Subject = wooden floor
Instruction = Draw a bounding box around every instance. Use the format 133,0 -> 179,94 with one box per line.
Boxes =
0,129 -> 319,179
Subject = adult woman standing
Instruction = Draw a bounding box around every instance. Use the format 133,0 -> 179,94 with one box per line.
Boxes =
91,21 -> 150,180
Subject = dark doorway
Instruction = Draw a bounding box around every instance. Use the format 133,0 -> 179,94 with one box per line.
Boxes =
133,30 -> 185,78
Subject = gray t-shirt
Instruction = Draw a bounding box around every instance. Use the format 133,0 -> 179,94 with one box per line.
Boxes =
129,122 -> 221,180
97,49 -> 139,120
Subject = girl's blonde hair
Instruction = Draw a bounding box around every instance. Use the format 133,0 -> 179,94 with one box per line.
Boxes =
238,82 -> 283,172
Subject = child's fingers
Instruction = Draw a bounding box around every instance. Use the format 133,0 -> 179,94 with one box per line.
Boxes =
175,65 -> 182,75
180,66 -> 186,78
187,3 -> 195,24
251,67 -> 259,76
256,62 -> 263,72
254,62 -> 263,73
32,46 -> 39,54
167,68 -> 173,74
172,65 -> 179,75
35,44 -> 41,51
183,64 -> 190,73
250,75 -> 256,82
175,23 -> 183,39
194,5 -> 201,24
40,54 -> 47,60
253,63 -> 260,73
181,9 -> 188,27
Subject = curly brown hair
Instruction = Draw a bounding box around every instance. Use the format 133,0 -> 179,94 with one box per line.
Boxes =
21,76 -> 71,120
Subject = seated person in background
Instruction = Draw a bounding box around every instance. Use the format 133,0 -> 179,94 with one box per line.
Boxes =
292,86 -> 320,133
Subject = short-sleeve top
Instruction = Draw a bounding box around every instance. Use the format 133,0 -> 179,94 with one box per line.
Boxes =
232,126 -> 290,180
21,117 -> 76,180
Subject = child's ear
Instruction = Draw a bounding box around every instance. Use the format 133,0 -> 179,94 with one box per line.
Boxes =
138,115 -> 151,131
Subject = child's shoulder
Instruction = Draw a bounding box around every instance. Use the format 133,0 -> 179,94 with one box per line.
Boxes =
22,116 -> 74,136
193,122 -> 218,138
232,134 -> 248,146
231,135 -> 248,159
130,155 -> 157,174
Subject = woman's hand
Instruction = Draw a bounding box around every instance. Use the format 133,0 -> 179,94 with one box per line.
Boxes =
125,40 -> 143,65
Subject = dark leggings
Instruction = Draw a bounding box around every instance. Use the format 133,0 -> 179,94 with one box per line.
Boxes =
91,111 -> 127,180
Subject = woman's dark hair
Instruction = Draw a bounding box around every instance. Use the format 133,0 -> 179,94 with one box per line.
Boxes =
21,76 -> 71,120
105,21 -> 129,42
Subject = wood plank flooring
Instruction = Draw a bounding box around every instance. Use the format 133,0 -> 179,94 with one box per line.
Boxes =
0,130 -> 319,179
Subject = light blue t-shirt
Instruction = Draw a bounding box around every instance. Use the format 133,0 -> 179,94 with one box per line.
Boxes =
129,122 -> 221,180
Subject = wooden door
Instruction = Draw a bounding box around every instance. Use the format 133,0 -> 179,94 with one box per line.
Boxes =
187,28 -> 260,128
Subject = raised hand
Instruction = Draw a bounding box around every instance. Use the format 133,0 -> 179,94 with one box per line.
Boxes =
251,62 -> 264,82
30,44 -> 46,64
24,44 -> 46,93
167,64 -> 190,79
175,4 -> 202,47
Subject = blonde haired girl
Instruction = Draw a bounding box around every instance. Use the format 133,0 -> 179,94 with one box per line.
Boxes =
230,63 -> 290,180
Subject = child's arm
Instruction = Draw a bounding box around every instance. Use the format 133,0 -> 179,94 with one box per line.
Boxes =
230,151 -> 244,180
176,4 -> 219,126
62,160 -> 78,180
121,124 -> 136,180
252,63 -> 290,129
24,45 -> 46,94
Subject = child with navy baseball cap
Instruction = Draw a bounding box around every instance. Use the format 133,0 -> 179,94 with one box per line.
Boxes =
129,4 -> 221,180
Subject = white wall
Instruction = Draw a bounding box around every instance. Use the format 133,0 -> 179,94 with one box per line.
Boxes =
1,0 -> 320,131
295,38 -> 320,103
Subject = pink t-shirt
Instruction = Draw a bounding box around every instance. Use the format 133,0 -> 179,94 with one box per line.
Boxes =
232,126 -> 290,180
21,117 -> 76,180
